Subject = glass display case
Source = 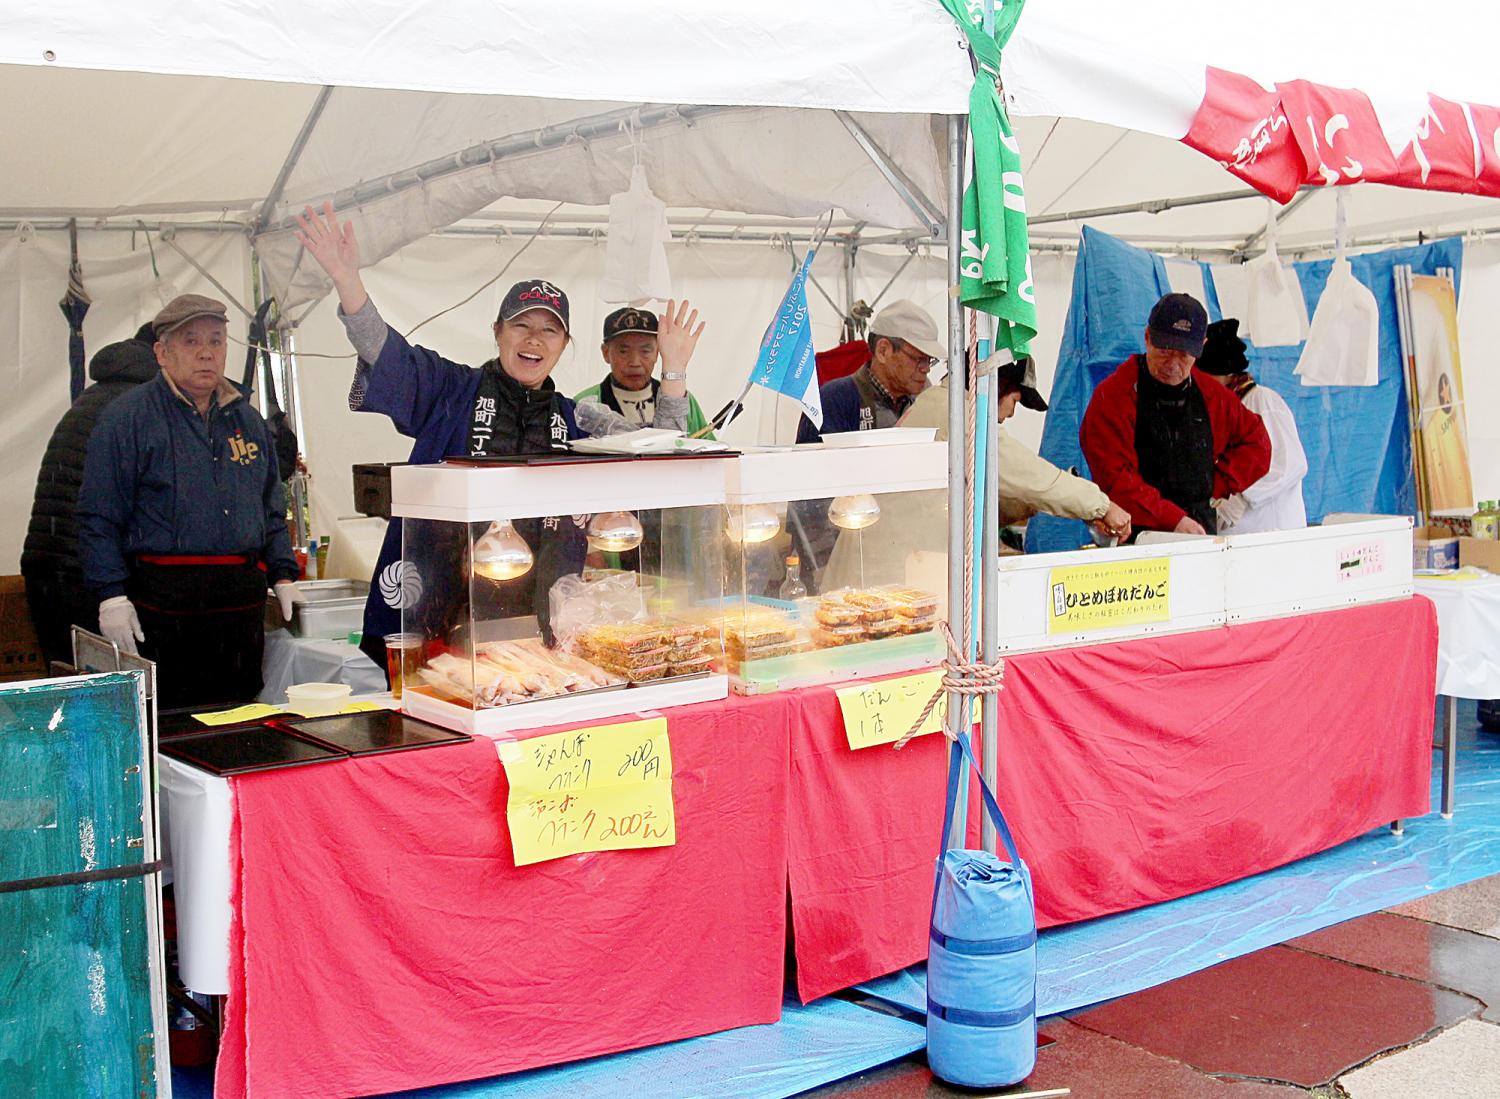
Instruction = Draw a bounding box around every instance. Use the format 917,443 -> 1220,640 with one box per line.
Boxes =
391,456 -> 730,735
715,441 -> 950,693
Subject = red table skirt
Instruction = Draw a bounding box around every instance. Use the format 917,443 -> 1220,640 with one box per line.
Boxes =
213,598 -> 1436,1094
216,694 -> 792,1099
787,597 -> 1438,1002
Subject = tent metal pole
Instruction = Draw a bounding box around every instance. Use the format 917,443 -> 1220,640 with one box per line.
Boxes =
254,86 -> 335,234
157,231 -> 257,320
944,113 -> 967,853
258,102 -> 740,235
1027,187 -> 1278,227
980,347 -> 1001,854
837,111 -> 946,237
1237,188 -> 1318,253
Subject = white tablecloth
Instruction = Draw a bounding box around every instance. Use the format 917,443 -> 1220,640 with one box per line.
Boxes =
160,755 -> 234,995
258,629 -> 385,705
1414,572 -> 1500,699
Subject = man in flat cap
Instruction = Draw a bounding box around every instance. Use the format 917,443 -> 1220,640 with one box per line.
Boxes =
77,294 -> 301,709
1080,293 -> 1272,538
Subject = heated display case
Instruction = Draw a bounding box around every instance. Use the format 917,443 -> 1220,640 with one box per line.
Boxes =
392,455 -> 730,735
716,441 -> 950,693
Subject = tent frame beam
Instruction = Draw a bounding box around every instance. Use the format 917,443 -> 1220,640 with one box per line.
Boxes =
836,111 -> 946,238
255,102 -> 741,237
255,85 -> 335,234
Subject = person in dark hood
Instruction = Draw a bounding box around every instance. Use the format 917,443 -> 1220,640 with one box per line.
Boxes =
22,325 -> 159,666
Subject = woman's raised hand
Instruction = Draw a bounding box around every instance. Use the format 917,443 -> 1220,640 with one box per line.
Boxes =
295,201 -> 368,312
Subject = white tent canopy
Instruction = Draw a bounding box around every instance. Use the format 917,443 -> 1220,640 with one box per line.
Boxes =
1,0 -> 1498,572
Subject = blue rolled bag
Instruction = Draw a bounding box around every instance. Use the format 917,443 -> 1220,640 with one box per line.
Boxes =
925,730 -> 1037,1087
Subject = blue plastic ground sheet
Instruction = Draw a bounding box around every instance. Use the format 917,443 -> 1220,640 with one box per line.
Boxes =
369,995 -> 922,1099
858,702 -> 1500,1019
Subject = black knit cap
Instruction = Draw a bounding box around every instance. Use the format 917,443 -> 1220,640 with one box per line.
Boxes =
1198,318 -> 1251,376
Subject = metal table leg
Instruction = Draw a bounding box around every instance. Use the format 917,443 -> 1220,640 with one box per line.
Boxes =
1440,694 -> 1457,819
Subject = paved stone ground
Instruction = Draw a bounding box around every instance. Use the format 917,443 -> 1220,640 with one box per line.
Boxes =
800,871 -> 1500,1098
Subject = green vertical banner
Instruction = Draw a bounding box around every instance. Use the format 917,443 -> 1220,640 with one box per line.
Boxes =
939,0 -> 1038,359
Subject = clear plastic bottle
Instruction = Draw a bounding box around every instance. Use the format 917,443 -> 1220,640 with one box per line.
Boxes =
779,555 -> 808,600
1474,500 -> 1499,541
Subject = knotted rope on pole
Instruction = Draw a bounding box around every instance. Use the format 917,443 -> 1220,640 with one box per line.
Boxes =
893,621 -> 1005,749
894,308 -> 1005,749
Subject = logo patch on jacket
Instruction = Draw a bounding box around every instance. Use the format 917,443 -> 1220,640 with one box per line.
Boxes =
228,431 -> 261,466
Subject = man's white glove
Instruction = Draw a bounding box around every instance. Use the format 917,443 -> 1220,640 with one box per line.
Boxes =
98,595 -> 145,655
274,580 -> 303,622
1213,493 -> 1249,532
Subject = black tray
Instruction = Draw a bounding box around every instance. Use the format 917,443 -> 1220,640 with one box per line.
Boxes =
275,710 -> 472,756
159,723 -> 348,776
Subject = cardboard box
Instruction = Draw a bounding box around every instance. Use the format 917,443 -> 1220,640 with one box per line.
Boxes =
1459,536 -> 1500,574
1413,526 -> 1459,571
0,575 -> 46,680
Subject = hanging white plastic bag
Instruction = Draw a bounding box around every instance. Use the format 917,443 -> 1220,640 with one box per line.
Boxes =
1294,257 -> 1380,387
1242,205 -> 1308,347
600,164 -> 672,305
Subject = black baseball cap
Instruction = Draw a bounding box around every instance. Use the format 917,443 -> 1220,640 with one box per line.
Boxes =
1146,292 -> 1208,357
602,307 -> 658,342
498,279 -> 569,332
996,356 -> 1048,411
1198,318 -> 1250,376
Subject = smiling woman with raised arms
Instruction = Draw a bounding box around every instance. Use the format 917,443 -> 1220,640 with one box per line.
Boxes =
294,202 -> 706,671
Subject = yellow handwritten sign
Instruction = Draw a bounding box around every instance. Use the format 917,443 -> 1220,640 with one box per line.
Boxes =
191,702 -> 283,726
838,671 -> 975,750
1047,557 -> 1170,634
502,717 -> 675,866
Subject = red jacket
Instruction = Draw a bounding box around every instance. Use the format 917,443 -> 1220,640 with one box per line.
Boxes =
1080,355 -> 1272,533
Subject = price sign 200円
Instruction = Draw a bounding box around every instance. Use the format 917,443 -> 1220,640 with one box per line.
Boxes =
500,717 -> 675,866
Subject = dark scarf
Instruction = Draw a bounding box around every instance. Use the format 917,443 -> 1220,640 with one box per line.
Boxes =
464,364 -> 580,642
469,362 -> 571,457
1135,366 -> 1217,533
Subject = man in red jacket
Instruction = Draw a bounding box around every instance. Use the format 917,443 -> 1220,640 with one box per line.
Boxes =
1080,293 -> 1271,537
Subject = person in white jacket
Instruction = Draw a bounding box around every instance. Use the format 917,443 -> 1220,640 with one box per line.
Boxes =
1198,319 -> 1308,534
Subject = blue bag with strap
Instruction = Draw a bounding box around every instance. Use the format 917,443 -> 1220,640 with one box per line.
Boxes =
926,731 -> 1037,1087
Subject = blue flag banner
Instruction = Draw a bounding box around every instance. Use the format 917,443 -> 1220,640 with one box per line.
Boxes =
751,250 -> 822,428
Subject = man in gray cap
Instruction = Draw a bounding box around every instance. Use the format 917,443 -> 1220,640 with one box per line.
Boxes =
77,294 -> 301,709
796,299 -> 942,442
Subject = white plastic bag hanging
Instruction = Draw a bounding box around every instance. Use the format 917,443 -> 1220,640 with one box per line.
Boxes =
1294,194 -> 1380,387
1243,202 -> 1309,347
599,164 -> 672,305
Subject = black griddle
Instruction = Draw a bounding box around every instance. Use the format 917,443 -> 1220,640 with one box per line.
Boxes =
159,723 -> 347,776
275,710 -> 471,756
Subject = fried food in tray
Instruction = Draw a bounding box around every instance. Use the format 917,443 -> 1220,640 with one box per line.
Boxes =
595,660 -> 671,683
810,624 -> 866,648
418,640 -> 623,707
577,622 -> 671,656
875,586 -> 940,618
668,654 -> 716,676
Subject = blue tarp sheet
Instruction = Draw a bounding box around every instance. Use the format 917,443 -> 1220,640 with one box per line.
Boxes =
858,702 -> 1500,1019
1026,227 -> 1464,553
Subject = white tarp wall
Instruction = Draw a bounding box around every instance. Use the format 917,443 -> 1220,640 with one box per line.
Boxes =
4,221 -> 1497,574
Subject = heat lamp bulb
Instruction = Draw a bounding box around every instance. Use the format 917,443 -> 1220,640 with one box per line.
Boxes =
586,510 -> 645,553
726,504 -> 782,545
472,519 -> 534,581
829,493 -> 881,531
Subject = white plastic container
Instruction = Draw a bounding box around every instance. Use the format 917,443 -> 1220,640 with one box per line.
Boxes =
285,682 -> 353,717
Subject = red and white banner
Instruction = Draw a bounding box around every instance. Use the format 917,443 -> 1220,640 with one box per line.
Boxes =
1185,68 -> 1500,202
1004,1 -> 1500,205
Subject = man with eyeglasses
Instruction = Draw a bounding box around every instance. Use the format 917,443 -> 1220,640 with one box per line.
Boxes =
796,299 -> 941,442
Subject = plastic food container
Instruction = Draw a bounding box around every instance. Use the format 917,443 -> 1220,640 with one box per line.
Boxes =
285,682 -> 353,717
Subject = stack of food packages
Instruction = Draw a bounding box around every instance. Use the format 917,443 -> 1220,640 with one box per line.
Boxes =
574,621 -> 717,682
718,607 -> 799,673
419,638 -> 624,707
811,587 -> 938,648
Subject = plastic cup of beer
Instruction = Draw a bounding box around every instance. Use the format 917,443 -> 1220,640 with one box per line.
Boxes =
384,632 -> 425,700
